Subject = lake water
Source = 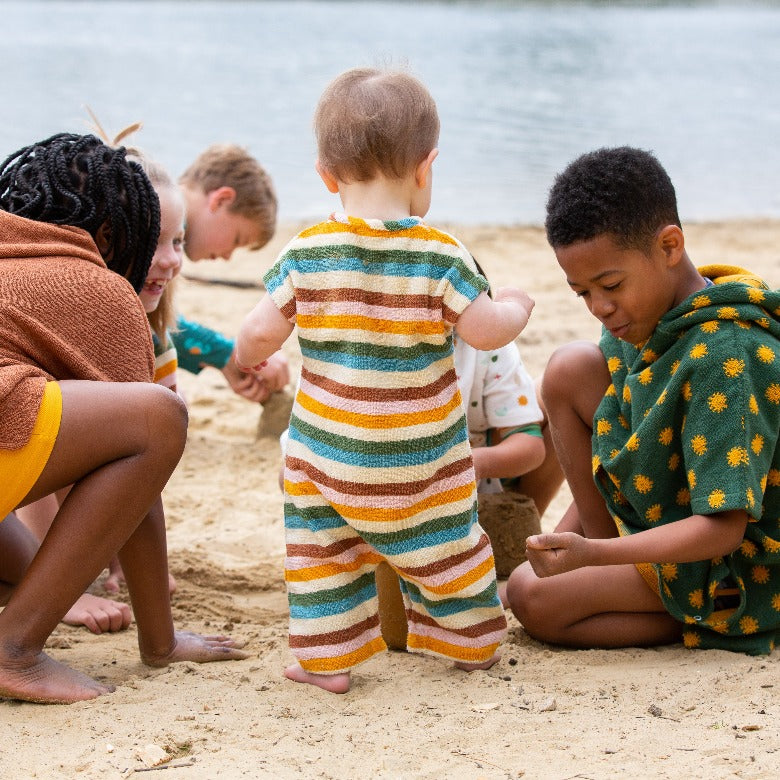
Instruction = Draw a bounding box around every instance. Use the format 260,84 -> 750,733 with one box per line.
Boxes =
3,0 -> 780,225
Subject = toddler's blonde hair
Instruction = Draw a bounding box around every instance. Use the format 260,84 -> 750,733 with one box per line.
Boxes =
314,67 -> 440,183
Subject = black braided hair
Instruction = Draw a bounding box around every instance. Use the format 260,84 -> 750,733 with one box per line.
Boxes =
0,132 -> 160,293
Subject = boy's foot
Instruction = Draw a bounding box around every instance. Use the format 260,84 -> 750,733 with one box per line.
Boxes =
0,650 -> 114,704
284,663 -> 350,694
63,593 -> 132,634
104,560 -> 177,595
454,651 -> 501,671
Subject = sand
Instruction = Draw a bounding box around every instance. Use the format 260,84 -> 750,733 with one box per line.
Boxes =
2,220 -> 778,779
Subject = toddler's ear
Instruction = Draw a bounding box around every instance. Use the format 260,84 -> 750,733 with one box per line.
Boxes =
415,148 -> 439,189
315,160 -> 340,193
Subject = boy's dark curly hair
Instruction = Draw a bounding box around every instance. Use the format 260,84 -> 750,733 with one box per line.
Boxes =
0,132 -> 160,293
545,146 -> 681,252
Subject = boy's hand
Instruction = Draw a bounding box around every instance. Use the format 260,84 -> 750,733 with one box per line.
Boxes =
525,532 -> 590,577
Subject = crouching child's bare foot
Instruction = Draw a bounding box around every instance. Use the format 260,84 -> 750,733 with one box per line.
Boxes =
141,630 -> 248,668
63,593 -> 132,634
0,649 -> 114,704
104,557 -> 177,595
454,651 -> 501,671
284,662 -> 351,694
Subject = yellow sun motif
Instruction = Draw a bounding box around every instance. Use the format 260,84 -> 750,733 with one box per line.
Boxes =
708,581 -> 718,598
763,537 -> 780,554
618,414 -> 629,429
609,472 -> 621,488
622,385 -> 631,402
700,321 -> 720,334
660,563 -> 678,581
682,381 -> 692,401
707,392 -> 728,413
752,565 -> 770,585
659,427 -> 674,445
689,590 -> 704,609
736,320 -> 751,330
691,434 -> 707,455
610,448 -> 621,459
613,490 -> 628,505
670,360 -> 681,375
723,357 -> 745,378
760,474 -> 767,491
691,294 -> 711,309
607,356 -> 622,374
646,504 -> 662,523
717,306 -> 740,320
591,454 -> 601,474
772,594 -> 780,612
605,384 -> 617,397
765,383 -> 780,404
634,474 -> 653,494
768,468 -> 780,487
626,434 -> 640,451
682,631 -> 701,648
740,539 -> 758,558
676,487 -> 691,505
739,616 -> 759,635
518,395 -> 528,406
746,487 -> 755,508
757,317 -> 771,329
751,434 -> 764,455
688,469 -> 697,488
756,345 -> 776,364
656,389 -> 667,405
689,343 -> 708,359
746,287 -> 766,304
641,348 -> 658,363
596,419 -> 612,436
726,447 -> 749,467
749,394 -> 759,414
708,489 -> 727,509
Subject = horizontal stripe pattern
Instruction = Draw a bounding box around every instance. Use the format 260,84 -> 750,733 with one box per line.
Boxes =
269,216 -> 503,673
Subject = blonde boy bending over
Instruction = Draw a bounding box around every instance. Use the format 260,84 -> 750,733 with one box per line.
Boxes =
237,67 -> 534,693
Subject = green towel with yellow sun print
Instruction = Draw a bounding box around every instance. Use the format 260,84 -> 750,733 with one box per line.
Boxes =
593,265 -> 780,654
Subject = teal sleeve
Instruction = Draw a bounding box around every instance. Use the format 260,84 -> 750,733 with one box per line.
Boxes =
172,315 -> 234,374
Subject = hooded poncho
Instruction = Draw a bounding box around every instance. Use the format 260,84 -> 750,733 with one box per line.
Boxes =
593,264 -> 780,654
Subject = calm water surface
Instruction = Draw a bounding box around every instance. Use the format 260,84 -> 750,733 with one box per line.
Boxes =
2,1 -> 780,224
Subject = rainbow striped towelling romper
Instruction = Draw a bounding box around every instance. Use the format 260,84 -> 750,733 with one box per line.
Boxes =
264,214 -> 507,674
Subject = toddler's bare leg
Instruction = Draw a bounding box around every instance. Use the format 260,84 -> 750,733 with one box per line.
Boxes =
0,381 -> 186,704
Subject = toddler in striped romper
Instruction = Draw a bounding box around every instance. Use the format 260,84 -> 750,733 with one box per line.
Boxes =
236,67 -> 535,693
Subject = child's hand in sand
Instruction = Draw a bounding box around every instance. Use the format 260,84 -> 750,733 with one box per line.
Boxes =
63,593 -> 132,634
142,631 -> 249,667
525,532 -> 590,577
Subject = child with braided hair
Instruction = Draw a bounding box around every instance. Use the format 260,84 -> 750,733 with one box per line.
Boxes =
0,133 -> 246,705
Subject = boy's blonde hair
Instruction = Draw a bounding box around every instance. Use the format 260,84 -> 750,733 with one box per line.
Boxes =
179,144 -> 277,248
314,67 -> 440,183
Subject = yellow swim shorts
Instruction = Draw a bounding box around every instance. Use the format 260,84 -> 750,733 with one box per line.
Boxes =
0,381 -> 62,520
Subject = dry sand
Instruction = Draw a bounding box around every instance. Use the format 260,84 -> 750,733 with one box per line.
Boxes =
2,220 -> 778,779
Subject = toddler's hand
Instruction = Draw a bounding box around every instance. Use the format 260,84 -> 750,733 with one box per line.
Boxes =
524,531 -> 590,577
494,286 -> 534,329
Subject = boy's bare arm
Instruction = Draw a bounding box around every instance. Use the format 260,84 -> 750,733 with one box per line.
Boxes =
526,509 -> 748,578
236,294 -> 294,371
456,289 -> 534,351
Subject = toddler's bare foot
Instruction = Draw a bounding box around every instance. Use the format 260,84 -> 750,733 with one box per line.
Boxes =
0,650 -> 114,704
284,663 -> 350,694
142,630 -> 248,668
455,651 -> 501,671
63,593 -> 132,634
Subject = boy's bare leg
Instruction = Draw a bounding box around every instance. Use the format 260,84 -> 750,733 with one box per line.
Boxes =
284,663 -> 351,694
506,560 -> 681,648
541,341 -> 616,538
0,381 -> 187,704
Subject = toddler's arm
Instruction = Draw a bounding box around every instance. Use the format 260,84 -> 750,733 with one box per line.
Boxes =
236,294 -> 294,373
525,509 -> 748,578
456,288 -> 534,351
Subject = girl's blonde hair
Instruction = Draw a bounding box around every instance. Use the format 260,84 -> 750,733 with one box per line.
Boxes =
86,110 -> 179,341
314,67 -> 440,183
